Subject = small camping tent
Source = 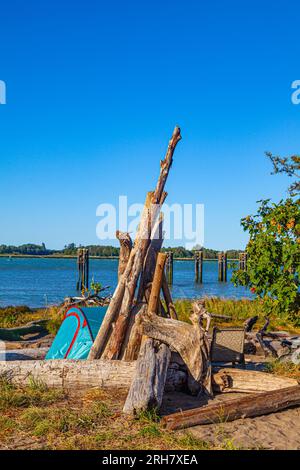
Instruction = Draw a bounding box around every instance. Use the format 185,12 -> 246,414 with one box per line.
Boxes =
46,306 -> 107,360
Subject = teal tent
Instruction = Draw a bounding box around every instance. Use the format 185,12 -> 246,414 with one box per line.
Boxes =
46,306 -> 107,360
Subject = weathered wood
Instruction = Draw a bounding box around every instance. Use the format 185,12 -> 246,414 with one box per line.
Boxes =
0,359 -> 186,392
122,306 -> 146,361
141,310 -> 212,396
96,127 -> 181,360
161,276 -> 178,320
162,385 -> 300,430
0,360 -> 137,391
148,253 -> 167,315
212,368 -> 298,393
123,338 -> 171,415
165,251 -> 174,284
116,231 -> 132,280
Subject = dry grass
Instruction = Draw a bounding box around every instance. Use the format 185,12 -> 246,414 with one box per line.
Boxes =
265,360 -> 300,381
0,381 -> 248,450
174,298 -> 300,333
0,305 -> 63,335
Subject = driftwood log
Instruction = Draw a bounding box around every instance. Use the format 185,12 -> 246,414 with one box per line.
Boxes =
0,359 -> 185,392
162,385 -> 300,430
89,127 -> 181,360
0,360 -> 297,394
123,339 -> 171,415
212,368 -> 298,393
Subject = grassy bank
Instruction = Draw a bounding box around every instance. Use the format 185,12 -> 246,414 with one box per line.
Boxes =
174,298 -> 300,333
1,297 -> 299,335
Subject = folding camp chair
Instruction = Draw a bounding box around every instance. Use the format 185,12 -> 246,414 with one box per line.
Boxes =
210,327 -> 245,366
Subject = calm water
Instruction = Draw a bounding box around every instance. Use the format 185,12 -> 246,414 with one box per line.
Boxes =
0,257 -> 252,308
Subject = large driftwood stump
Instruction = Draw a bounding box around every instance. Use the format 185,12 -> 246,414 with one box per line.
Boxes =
141,309 -> 212,395
123,338 -> 171,415
162,385 -> 300,430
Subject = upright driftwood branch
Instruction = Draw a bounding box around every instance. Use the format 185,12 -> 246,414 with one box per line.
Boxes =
120,215 -> 165,360
89,127 -> 181,360
147,253 -> 167,315
116,231 -> 132,280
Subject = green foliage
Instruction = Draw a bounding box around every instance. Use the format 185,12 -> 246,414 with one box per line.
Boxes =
0,243 -> 51,255
232,197 -> 300,321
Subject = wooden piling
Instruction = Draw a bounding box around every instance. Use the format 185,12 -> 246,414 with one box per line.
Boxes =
77,248 -> 89,291
218,252 -> 223,281
166,251 -> 173,285
218,252 -> 227,282
194,251 -> 203,283
239,252 -> 247,271
223,251 -> 228,282
194,252 -> 199,282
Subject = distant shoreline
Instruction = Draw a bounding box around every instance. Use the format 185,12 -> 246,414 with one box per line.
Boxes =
0,254 -> 239,261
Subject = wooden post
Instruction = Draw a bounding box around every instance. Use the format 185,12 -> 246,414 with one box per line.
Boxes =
194,251 -> 203,283
223,251 -> 227,282
199,251 -> 203,283
166,251 -> 173,285
239,252 -> 247,271
194,251 -> 199,282
84,248 -> 89,290
218,252 -> 224,281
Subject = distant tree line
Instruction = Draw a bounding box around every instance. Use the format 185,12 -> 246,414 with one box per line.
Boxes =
0,243 -> 242,259
0,243 -> 51,255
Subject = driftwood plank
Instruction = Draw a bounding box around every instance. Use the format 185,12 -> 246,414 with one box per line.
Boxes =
123,339 -> 171,415
162,385 -> 300,430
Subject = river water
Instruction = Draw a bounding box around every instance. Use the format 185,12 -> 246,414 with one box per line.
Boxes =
0,257 -> 252,308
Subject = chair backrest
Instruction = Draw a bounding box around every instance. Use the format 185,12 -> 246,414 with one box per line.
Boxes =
211,327 -> 245,363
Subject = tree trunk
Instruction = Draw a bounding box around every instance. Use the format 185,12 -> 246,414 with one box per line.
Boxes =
162,385 -> 300,430
116,231 -> 132,280
123,338 -> 171,415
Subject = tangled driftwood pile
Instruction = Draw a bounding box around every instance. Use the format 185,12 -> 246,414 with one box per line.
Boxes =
1,126 -> 300,430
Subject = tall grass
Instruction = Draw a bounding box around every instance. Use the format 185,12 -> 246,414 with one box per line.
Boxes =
174,297 -> 300,332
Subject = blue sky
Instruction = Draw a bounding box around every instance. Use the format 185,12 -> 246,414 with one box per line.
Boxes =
0,0 -> 299,250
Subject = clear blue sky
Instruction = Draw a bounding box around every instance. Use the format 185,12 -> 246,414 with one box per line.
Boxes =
0,0 -> 299,250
